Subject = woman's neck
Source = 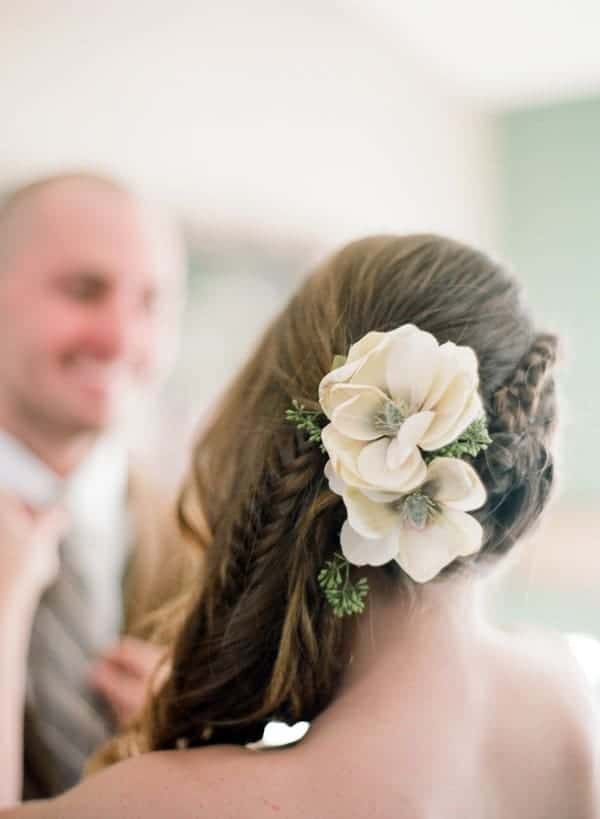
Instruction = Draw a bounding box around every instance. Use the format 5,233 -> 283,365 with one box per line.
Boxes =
335,573 -> 491,698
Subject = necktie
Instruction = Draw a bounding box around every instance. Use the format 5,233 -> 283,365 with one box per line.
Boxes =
26,507 -> 130,793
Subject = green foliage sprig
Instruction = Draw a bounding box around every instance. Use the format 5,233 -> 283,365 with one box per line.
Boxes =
318,552 -> 369,617
285,399 -> 326,451
425,416 -> 492,462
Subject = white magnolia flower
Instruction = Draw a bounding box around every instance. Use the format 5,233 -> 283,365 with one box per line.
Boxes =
326,457 -> 487,583
319,325 -> 483,495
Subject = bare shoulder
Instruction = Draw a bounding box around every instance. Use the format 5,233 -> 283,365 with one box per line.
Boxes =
1,745 -> 305,819
507,625 -> 599,713
497,625 -> 600,815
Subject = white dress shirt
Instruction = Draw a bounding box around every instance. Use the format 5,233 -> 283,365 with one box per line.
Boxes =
0,429 -> 131,644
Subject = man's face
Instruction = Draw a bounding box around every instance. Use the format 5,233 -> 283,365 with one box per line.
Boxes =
0,185 -> 170,437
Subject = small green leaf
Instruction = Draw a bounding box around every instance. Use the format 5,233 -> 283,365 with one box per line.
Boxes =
285,399 -> 326,452
318,552 -> 369,618
425,416 -> 492,462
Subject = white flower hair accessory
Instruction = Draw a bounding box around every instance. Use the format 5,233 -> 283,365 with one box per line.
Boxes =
286,324 -> 491,617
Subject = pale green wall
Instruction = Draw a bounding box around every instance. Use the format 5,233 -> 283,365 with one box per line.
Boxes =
499,96 -> 600,498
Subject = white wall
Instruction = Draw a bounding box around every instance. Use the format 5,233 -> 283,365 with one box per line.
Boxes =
0,0 -> 499,480
0,0 -> 496,247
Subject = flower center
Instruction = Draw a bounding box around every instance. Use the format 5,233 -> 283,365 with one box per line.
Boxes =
392,492 -> 440,530
373,399 -> 408,436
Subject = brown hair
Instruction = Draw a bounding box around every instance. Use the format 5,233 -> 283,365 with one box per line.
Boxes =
92,234 -> 559,766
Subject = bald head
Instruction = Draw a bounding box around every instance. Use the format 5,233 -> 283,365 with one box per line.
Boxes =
0,171 -> 186,446
0,173 -> 132,266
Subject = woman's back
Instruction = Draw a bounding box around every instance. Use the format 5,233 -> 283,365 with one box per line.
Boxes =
276,625 -> 598,818
251,628 -> 595,818
44,620 -> 597,819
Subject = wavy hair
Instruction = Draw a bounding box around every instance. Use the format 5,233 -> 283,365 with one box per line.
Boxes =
90,234 -> 559,767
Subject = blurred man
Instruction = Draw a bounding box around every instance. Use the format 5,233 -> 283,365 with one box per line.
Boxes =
0,173 -> 190,798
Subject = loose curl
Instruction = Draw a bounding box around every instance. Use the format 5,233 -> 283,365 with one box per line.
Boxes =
90,234 -> 559,768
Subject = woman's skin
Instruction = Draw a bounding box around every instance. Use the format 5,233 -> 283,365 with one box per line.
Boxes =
1,553 -> 598,818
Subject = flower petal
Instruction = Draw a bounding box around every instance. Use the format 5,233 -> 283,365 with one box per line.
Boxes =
341,520 -> 399,567
319,360 -> 365,418
337,462 -> 373,491
424,342 -> 478,410
320,337 -> 393,418
356,437 -> 389,481
321,424 -> 364,471
324,460 -> 346,496
323,425 -> 394,492
444,508 -> 485,557
386,411 -> 435,470
419,373 -> 475,450
421,391 -> 483,451
348,344 -> 391,392
330,385 -> 388,441
395,507 -> 484,582
320,329 -> 414,415
346,331 -> 388,364
385,327 -> 439,410
425,458 -> 487,511
343,486 -> 398,539
362,487 -> 405,502
357,438 -> 427,493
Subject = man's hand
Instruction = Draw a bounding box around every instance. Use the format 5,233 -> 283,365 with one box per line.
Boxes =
89,637 -> 168,727
0,494 -> 66,807
0,491 -> 66,603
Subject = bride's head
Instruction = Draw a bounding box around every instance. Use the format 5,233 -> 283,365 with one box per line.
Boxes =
144,235 -> 559,753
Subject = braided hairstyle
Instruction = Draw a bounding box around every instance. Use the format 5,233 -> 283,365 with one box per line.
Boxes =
97,234 -> 559,762
480,333 -> 558,557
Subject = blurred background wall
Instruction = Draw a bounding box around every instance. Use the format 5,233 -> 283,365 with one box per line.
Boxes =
0,1 -> 495,243
1,0 -> 598,658
500,96 -> 600,499
494,95 -> 600,651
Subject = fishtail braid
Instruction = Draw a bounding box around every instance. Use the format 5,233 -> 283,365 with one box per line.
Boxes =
145,425 -> 345,751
